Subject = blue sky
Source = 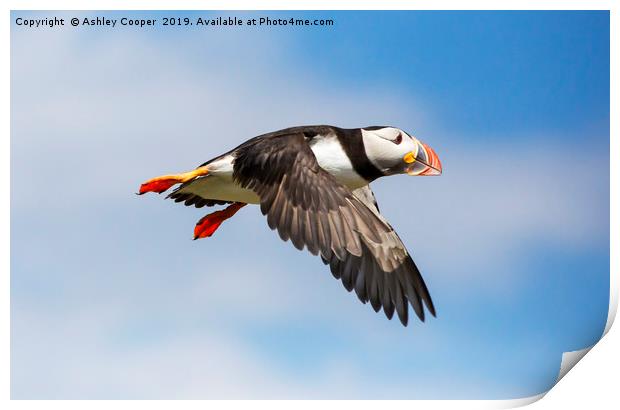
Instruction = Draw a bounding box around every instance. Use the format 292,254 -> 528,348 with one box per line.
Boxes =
11,11 -> 609,399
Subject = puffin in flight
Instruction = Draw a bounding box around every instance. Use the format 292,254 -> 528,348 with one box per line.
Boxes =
138,125 -> 442,326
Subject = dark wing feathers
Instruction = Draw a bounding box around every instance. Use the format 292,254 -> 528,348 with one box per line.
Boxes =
233,131 -> 435,326
168,187 -> 232,208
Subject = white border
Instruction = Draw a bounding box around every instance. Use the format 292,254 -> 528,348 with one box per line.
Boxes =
3,1 -> 617,408
1,0 -> 618,11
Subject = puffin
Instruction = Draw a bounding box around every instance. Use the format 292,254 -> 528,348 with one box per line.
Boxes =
138,125 -> 442,326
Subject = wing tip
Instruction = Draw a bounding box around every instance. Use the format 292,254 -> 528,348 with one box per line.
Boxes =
427,303 -> 437,318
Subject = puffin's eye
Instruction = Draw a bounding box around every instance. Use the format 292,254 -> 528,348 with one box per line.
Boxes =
394,133 -> 402,144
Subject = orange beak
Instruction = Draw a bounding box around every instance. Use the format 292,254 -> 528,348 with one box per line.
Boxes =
419,143 -> 442,176
404,142 -> 442,176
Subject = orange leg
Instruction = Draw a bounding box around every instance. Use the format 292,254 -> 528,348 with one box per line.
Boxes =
194,202 -> 247,240
138,166 -> 209,195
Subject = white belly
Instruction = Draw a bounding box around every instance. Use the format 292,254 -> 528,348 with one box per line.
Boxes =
310,136 -> 368,190
176,155 -> 261,204
182,176 -> 261,204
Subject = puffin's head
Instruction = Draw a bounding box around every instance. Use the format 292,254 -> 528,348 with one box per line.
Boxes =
361,126 -> 442,177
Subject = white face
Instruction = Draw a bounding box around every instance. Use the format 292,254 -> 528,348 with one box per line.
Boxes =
361,127 -> 420,175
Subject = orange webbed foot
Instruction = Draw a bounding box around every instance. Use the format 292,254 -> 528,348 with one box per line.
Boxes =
138,167 -> 209,195
194,202 -> 246,239
138,177 -> 181,195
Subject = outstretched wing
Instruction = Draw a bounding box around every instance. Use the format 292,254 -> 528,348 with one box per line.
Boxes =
168,190 -> 231,208
342,185 -> 435,323
233,131 -> 435,326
